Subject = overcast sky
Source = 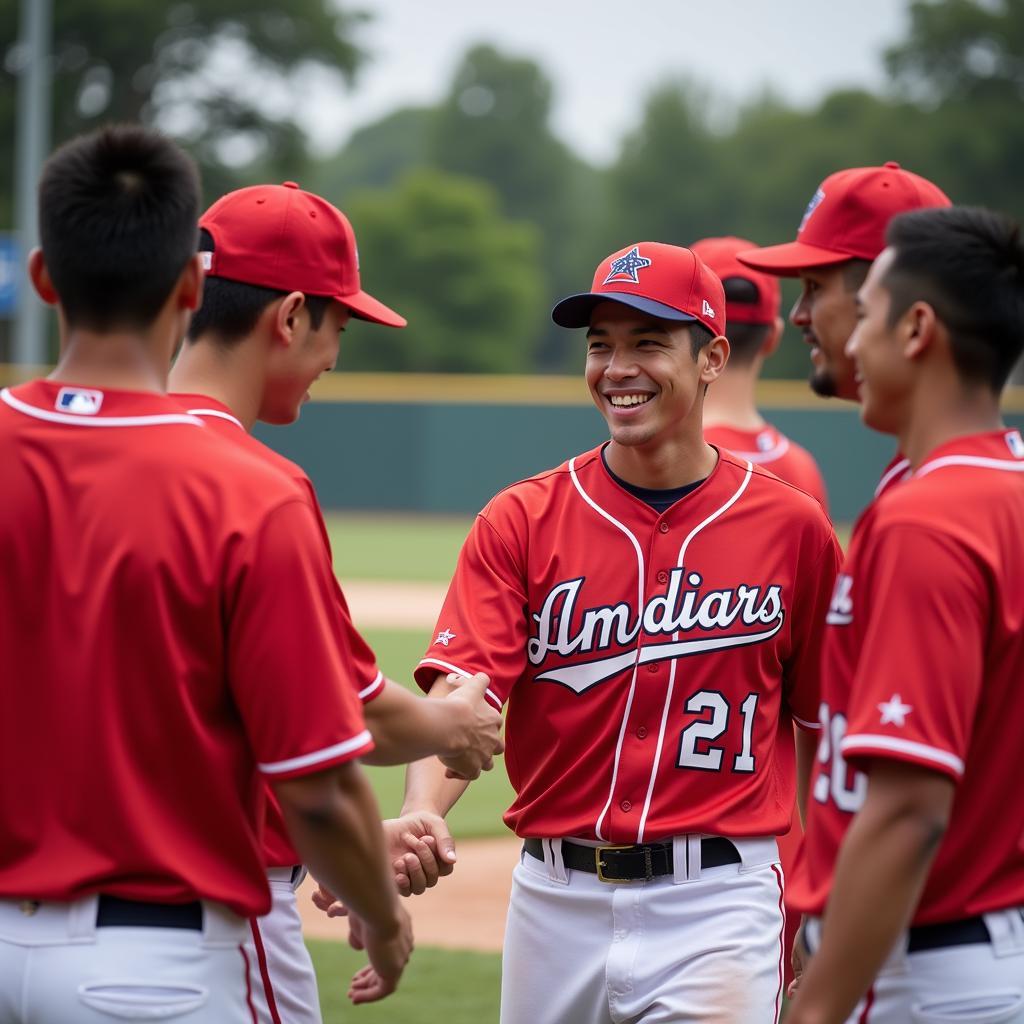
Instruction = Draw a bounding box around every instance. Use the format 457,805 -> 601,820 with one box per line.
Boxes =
307,0 -> 911,164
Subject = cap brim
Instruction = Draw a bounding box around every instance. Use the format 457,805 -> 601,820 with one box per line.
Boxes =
551,292 -> 697,328
736,242 -> 852,277
336,289 -> 407,328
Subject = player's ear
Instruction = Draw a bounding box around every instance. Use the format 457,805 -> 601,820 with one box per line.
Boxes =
700,334 -> 730,383
177,253 -> 204,312
273,292 -> 307,348
27,248 -> 58,306
903,301 -> 937,362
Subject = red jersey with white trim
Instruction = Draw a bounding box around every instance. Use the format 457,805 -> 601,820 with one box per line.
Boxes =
793,429 -> 1024,924
705,423 -> 828,510
874,450 -> 912,500
0,380 -> 373,916
415,444 -> 841,843
174,393 -> 383,869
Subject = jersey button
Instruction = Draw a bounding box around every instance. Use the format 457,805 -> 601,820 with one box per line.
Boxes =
636,726 -> 648,739
620,800 -> 632,812
646,663 -> 658,674
658,522 -> 670,534
656,570 -> 668,584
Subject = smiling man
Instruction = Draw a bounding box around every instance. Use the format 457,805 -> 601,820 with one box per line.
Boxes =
785,207 -> 1024,1024
398,242 -> 842,1023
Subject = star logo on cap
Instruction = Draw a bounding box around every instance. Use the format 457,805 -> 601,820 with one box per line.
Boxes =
798,188 -> 826,233
877,694 -> 913,727
603,246 -> 652,285
434,628 -> 456,647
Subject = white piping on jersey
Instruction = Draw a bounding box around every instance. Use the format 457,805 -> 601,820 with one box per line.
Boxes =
840,734 -> 964,778
637,460 -> 755,842
1,387 -> 204,428
358,670 -> 384,701
186,407 -> 245,431
725,436 -> 790,465
874,457 -> 911,498
914,454 -> 1024,479
417,656 -> 503,711
792,713 -> 820,731
569,456 -> 646,843
259,729 -> 373,775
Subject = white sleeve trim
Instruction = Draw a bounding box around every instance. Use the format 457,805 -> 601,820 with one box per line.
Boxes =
357,671 -> 384,701
792,714 -> 821,730
840,734 -> 964,777
416,657 -> 505,710
259,730 -> 373,775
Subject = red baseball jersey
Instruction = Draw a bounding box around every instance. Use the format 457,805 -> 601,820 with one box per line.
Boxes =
415,444 -> 841,843
0,380 -> 373,917
704,423 -> 828,510
175,393 -> 384,869
793,429 -> 1024,924
874,450 -> 911,500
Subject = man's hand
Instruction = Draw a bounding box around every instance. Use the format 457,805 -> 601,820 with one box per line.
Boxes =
312,812 -> 457,908
788,916 -> 809,999
437,672 -> 504,780
345,904 -> 414,1004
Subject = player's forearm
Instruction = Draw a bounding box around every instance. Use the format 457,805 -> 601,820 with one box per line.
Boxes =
787,767 -> 952,1024
795,726 -> 818,824
274,762 -> 402,936
361,680 -> 460,766
401,755 -> 470,818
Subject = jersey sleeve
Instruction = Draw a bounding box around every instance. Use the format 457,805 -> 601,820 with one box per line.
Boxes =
839,525 -> 987,781
331,578 -> 384,703
783,530 -> 843,730
413,510 -> 528,711
225,499 -> 374,780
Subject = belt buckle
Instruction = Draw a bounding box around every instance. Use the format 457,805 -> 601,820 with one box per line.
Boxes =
595,844 -> 633,883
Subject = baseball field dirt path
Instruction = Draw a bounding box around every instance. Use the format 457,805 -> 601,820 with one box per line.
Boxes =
298,836 -> 520,952
342,580 -> 446,630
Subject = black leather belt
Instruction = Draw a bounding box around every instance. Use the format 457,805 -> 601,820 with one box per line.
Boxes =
907,916 -> 990,952
524,836 -> 740,882
96,895 -> 203,930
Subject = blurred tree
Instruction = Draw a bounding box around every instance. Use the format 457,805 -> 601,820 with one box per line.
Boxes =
341,169 -> 544,373
0,0 -> 370,219
309,106 -> 434,202
428,44 -> 600,370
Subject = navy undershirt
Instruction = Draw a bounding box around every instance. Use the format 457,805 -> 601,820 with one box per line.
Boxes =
601,446 -> 706,513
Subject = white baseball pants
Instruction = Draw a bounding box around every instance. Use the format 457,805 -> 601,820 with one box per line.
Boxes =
245,868 -> 322,1024
0,895 -> 254,1023
500,835 -> 786,1024
805,911 -> 1024,1024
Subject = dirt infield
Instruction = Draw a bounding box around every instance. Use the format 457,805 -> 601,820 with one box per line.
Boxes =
343,580 -> 446,630
298,837 -> 520,952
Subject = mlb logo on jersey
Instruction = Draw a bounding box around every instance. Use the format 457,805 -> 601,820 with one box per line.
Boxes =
55,387 -> 103,415
1006,430 -> 1024,459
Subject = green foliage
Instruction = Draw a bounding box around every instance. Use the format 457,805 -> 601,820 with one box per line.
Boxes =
0,0 -> 369,219
341,169 -> 545,373
311,940 -> 501,1023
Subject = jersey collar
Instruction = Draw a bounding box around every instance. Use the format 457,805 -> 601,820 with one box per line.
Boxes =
914,429 -> 1024,479
2,380 -> 204,428
170,392 -> 245,431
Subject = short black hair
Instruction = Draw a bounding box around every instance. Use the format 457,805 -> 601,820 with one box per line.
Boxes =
721,276 -> 773,366
38,124 -> 200,331
688,322 -> 715,358
186,229 -> 330,345
883,207 -> 1024,392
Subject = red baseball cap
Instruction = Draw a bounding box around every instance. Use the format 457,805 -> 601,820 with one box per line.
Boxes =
689,236 -> 780,325
736,162 -> 951,276
551,242 -> 726,335
199,182 -> 406,327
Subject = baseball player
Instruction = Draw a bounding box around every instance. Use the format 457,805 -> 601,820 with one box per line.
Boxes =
169,181 -> 504,1022
737,163 -> 951,499
400,242 -> 843,1022
786,207 -> 1024,1023
0,126 -> 411,1022
692,234 -> 827,990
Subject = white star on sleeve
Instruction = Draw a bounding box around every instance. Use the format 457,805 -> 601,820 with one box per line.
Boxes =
877,694 -> 914,727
